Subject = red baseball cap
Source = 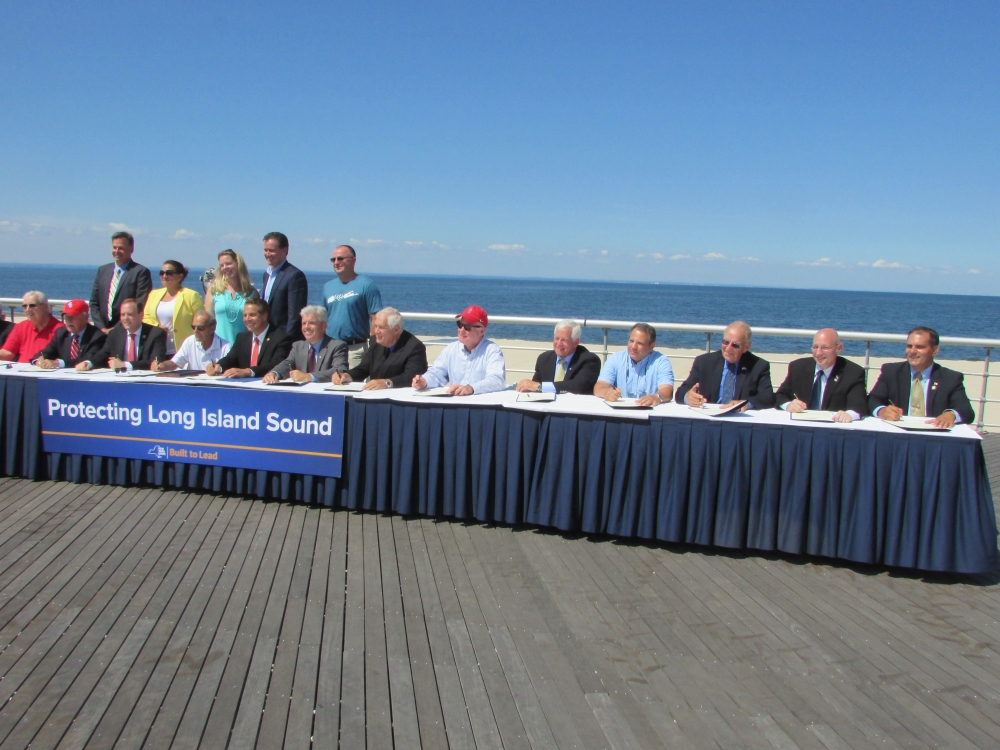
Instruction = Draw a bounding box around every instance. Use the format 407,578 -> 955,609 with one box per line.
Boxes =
456,305 -> 488,327
62,300 -> 89,316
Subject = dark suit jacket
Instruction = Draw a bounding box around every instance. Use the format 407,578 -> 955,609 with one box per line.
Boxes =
90,260 -> 153,329
38,325 -> 107,367
88,323 -> 167,371
270,335 -> 348,382
217,325 -> 293,377
674,350 -> 775,409
0,320 -> 11,350
531,345 -> 602,395
263,262 -> 308,341
868,361 -> 975,424
348,330 -> 428,388
775,356 -> 869,415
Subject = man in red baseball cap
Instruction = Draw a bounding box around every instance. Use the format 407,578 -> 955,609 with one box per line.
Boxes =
412,305 -> 507,395
36,300 -> 108,369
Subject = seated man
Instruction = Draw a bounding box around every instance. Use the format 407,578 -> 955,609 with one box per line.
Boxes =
76,298 -> 167,371
330,307 -> 427,390
412,305 -> 506,396
0,311 -> 11,349
262,305 -> 348,384
152,310 -> 231,371
207,298 -> 293,378
868,326 -> 974,428
675,320 -> 774,409
774,328 -> 868,422
0,291 -> 65,363
516,319 -> 601,395
36,300 -> 107,368
594,323 -> 674,406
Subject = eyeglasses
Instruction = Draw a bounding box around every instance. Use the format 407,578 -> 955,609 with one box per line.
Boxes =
160,270 -> 179,277
22,303 -> 40,309
193,323 -> 215,331
331,256 -> 354,263
456,322 -> 483,332
811,345 -> 835,352
721,339 -> 744,349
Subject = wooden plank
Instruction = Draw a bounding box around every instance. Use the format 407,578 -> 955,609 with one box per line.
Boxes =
363,513 -> 393,750
390,514 -> 449,750
376,513 -> 420,750
313,507 -> 349,748
338,511 -> 368,748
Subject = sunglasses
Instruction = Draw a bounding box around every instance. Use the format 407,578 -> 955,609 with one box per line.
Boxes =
193,323 -> 216,331
22,303 -> 40,309
330,256 -> 353,263
159,270 -> 179,276
456,321 -> 483,332
721,339 -> 744,349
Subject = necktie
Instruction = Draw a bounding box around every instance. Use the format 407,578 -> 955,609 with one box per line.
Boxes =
910,372 -> 925,417
126,333 -> 136,362
307,345 -> 316,374
108,267 -> 122,313
69,334 -> 79,360
809,370 -> 824,410
720,362 -> 736,404
250,336 -> 260,367
554,358 -> 566,382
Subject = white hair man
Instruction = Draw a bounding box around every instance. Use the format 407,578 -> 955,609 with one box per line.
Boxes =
516,319 -> 601,394
330,307 -> 428,390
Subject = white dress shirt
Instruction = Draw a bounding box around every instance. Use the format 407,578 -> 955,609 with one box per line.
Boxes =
172,333 -> 232,370
422,338 -> 507,394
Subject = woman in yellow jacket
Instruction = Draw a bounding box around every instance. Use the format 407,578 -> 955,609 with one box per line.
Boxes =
143,260 -> 205,356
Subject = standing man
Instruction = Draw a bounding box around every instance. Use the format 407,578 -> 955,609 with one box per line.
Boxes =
675,321 -> 775,409
263,306 -> 348,384
594,323 -> 674,406
869,326 -> 974,427
0,292 -> 65,363
207,298 -> 292,378
90,231 -> 153,332
516,319 -> 601,395
77,298 -> 167,371
261,231 -> 308,341
774,328 -> 868,422
323,244 -> 383,368
331,307 -> 428,390
152,310 -> 231,371
35,300 -> 107,368
412,305 -> 506,396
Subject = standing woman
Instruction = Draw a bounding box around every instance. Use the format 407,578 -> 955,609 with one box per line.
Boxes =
142,260 -> 204,356
205,249 -> 258,343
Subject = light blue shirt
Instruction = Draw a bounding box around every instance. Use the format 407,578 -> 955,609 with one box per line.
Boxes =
597,349 -> 674,397
263,260 -> 286,302
422,338 -> 507,394
540,351 -> 576,393
323,274 -> 382,341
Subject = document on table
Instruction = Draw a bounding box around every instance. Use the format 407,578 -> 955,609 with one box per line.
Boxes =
325,382 -> 366,392
69,368 -> 114,375
606,399 -> 653,410
270,378 -> 306,387
18,365 -> 58,373
413,387 -> 453,397
791,410 -> 837,422
891,417 -> 952,433
154,370 -> 207,378
114,370 -> 160,377
516,392 -> 556,402
688,400 -> 749,417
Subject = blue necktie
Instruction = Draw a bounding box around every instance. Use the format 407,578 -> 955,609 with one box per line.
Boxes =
809,370 -> 824,410
720,362 -> 736,403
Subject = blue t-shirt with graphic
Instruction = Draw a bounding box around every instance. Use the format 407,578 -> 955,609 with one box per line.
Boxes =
322,275 -> 383,341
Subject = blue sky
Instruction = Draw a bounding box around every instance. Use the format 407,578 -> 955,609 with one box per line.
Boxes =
1,2 -> 997,293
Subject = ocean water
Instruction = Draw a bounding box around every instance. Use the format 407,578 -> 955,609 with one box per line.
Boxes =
2,264 -> 997,359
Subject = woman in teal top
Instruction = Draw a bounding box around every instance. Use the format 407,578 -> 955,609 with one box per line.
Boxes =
204,249 -> 258,344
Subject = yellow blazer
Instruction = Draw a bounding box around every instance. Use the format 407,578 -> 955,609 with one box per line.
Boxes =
142,286 -> 204,350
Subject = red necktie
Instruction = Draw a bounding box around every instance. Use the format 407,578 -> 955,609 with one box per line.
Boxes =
307,346 -> 316,373
250,336 -> 260,367
127,333 -> 136,362
69,334 -> 79,360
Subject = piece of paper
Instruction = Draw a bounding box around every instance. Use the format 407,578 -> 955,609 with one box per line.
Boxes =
516,392 -> 556,402
891,417 -> 952,432
324,382 -> 366,392
790,410 -> 837,422
688,400 -> 749,417
73,368 -> 114,374
154,369 -> 206,378
270,378 -> 306,387
606,399 -> 653,409
114,370 -> 160,377
413,387 -> 454,397
19,365 -> 61,373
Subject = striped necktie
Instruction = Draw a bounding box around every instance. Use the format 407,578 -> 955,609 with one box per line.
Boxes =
307,345 -> 316,373
910,372 -> 925,417
69,334 -> 79,360
108,267 -> 122,313
554,358 -> 566,382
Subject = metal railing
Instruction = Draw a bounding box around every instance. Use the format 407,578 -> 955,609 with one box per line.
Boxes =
3,299 -> 997,431
401,312 -> 999,432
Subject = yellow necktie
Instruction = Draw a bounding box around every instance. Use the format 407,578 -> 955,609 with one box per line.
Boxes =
910,373 -> 925,417
108,267 -> 122,312
554,358 -> 566,382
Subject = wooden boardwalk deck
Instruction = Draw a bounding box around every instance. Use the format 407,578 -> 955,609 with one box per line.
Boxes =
0,437 -> 998,748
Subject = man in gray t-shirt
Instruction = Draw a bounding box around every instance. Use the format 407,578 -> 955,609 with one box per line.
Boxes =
322,244 -> 383,368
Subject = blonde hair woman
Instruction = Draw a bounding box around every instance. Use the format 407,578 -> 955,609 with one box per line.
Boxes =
204,249 -> 258,343
142,260 -> 204,355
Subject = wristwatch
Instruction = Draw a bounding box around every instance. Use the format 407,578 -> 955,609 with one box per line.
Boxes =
385,379 -> 393,389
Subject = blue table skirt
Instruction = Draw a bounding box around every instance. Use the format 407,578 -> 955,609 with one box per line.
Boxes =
2,375 -> 996,573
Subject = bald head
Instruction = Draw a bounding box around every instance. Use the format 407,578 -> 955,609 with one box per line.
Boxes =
721,320 -> 752,364
811,328 -> 843,370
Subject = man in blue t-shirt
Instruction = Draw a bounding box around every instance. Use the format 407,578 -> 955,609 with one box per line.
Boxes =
322,244 -> 383,367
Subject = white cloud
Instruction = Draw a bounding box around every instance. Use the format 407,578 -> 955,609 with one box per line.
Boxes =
302,237 -> 325,244
108,222 -> 131,232
578,248 -> 589,255
600,249 -> 609,256
668,253 -> 689,260
0,221 -> 20,232
635,253 -> 645,259
172,229 -> 197,240
872,259 -> 905,269
969,268 -> 980,274
703,252 -> 726,260
488,243 -> 526,252
404,240 -> 425,246
349,237 -> 391,247
652,253 -> 665,260
743,256 -> 760,262
795,257 -> 846,268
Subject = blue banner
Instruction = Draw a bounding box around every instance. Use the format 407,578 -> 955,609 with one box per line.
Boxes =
37,380 -> 344,477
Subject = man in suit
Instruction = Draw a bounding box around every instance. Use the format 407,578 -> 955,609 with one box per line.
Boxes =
207,298 -> 293,378
36,299 -> 107,368
675,320 -> 775,410
330,307 -> 428,390
869,326 -> 974,428
261,231 -> 308,341
77,298 -> 167,371
775,328 -> 868,422
515,319 -> 601,395
89,231 -> 153,332
0,311 -> 11,350
262,305 -> 348,384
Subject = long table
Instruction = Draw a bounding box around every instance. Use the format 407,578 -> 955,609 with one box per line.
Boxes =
2,369 -> 996,573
